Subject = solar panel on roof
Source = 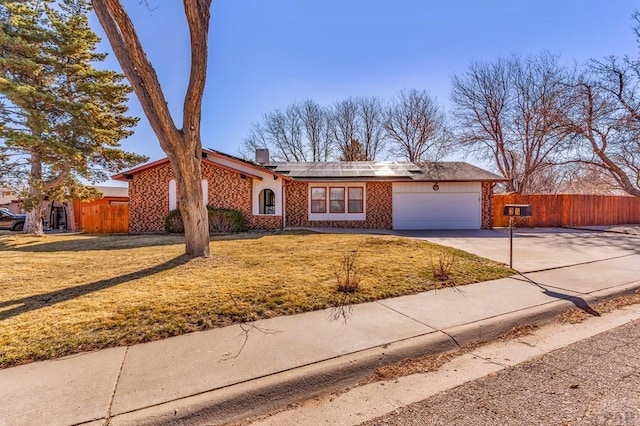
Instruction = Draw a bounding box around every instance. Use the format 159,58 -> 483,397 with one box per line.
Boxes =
270,160 -> 425,178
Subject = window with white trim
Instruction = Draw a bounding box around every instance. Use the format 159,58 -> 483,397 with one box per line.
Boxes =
311,186 -> 365,215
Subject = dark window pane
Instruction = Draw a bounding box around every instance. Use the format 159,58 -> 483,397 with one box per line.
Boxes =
311,200 -> 326,213
348,187 -> 363,200
330,200 -> 345,213
311,187 -> 326,200
329,187 -> 345,213
330,187 -> 345,200
348,200 -> 363,213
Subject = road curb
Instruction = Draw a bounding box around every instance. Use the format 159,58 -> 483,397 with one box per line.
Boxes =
107,280 -> 640,426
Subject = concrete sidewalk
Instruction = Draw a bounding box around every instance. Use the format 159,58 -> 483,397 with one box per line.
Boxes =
1,232 -> 640,425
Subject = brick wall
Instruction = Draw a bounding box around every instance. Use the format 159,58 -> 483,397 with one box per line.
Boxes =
481,182 -> 494,230
284,181 -> 393,229
129,162 -> 173,232
128,161 -> 282,232
204,163 -> 252,223
251,215 -> 283,230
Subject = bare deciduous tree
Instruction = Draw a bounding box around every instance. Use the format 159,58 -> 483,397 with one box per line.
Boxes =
329,97 -> 387,161
247,96 -> 387,162
451,53 -> 570,194
554,163 -> 624,195
242,100 -> 332,162
357,96 -> 387,160
562,60 -> 640,196
385,88 -> 449,163
329,98 -> 359,160
554,11 -> 640,197
300,98 -> 333,161
265,106 -> 306,161
92,0 -> 212,257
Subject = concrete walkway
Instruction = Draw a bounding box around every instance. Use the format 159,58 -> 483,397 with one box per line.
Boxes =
1,229 -> 639,425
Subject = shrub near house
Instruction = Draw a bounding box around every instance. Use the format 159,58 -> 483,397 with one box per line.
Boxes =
165,207 -> 246,234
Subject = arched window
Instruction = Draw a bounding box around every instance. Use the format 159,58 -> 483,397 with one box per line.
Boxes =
259,189 -> 276,214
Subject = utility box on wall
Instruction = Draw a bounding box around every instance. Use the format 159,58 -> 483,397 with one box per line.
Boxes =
503,204 -> 532,217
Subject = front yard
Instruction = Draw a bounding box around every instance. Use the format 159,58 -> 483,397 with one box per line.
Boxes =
0,232 -> 512,368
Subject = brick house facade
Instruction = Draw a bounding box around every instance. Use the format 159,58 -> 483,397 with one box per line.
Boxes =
115,150 -> 504,233
126,158 -> 283,233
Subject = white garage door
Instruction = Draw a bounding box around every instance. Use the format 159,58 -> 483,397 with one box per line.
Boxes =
392,182 -> 481,230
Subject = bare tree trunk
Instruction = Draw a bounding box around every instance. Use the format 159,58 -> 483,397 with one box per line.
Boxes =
167,146 -> 209,256
92,0 -> 212,257
24,203 -> 45,235
24,150 -> 45,236
66,201 -> 76,232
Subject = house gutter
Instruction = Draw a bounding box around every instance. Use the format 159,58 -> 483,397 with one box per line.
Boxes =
282,181 -> 286,230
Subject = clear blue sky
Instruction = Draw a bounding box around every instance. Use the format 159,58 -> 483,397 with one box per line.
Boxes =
89,0 -> 639,180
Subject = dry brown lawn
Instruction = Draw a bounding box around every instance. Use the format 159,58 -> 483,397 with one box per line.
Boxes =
0,231 -> 512,368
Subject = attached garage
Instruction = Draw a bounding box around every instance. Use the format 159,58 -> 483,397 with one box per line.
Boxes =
393,182 -> 482,230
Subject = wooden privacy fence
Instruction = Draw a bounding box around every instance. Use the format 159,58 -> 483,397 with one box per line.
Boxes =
493,194 -> 640,228
82,205 -> 129,234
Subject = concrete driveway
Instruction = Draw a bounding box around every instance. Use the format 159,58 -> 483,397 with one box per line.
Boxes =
396,228 -> 640,273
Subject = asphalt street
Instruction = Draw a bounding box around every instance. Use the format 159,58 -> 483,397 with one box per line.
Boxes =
363,319 -> 640,426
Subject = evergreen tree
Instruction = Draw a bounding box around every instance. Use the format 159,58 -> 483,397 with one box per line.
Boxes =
0,0 -> 146,235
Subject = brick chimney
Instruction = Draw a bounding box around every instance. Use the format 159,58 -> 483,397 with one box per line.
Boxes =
255,149 -> 270,165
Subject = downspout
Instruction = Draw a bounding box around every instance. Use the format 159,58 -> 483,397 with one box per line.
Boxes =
281,181 -> 286,230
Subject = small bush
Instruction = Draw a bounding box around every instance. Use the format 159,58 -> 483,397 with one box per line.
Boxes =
164,206 -> 246,234
165,209 -> 185,233
430,252 -> 457,281
334,250 -> 362,293
208,207 -> 245,233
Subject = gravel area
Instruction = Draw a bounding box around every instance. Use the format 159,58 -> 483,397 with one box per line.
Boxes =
363,320 -> 640,425
576,225 -> 640,236
607,225 -> 640,236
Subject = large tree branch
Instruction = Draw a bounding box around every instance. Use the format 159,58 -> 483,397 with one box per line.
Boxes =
42,168 -> 70,191
182,0 -> 211,155
91,0 -> 180,150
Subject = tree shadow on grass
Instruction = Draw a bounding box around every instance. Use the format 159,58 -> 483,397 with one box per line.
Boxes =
0,254 -> 191,321
0,234 -> 184,252
0,232 -> 271,252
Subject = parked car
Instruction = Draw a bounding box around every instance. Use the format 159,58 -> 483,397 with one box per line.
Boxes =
0,210 -> 26,231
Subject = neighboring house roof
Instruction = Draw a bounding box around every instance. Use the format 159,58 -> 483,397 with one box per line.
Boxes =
112,149 -> 286,181
91,186 -> 129,198
267,161 -> 505,182
0,187 -> 19,206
